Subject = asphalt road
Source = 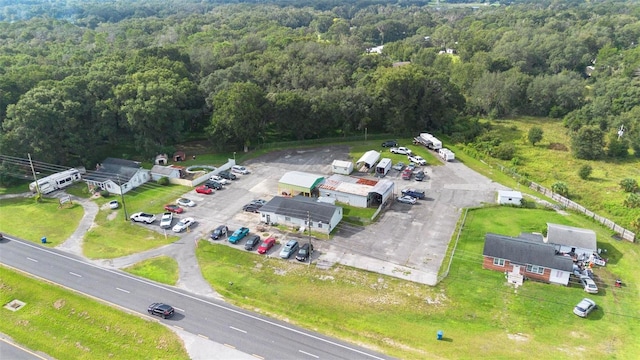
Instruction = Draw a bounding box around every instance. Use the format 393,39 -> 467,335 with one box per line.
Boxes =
0,236 -> 392,360
0,336 -> 47,360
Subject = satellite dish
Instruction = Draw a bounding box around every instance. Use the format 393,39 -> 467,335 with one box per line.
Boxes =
618,125 -> 625,140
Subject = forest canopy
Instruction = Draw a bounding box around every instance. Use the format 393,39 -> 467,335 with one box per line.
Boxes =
1,0 -> 640,166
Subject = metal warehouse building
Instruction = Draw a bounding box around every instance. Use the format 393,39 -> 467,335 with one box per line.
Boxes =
318,174 -> 394,208
278,171 -> 325,197
259,196 -> 342,234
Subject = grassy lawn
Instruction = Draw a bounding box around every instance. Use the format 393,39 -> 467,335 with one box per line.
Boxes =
124,256 -> 179,285
196,206 -> 640,359
0,181 -> 30,195
0,197 -> 84,246
0,266 -> 188,360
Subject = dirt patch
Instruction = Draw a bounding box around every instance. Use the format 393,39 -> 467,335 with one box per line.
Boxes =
53,299 -> 66,309
548,143 -> 568,151
107,211 -> 118,221
507,333 -> 529,341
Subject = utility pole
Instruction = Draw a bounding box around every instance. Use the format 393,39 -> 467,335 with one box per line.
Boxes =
307,211 -> 312,266
117,175 -> 129,221
27,153 -> 41,196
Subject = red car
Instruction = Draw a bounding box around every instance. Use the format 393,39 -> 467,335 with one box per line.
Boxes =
257,237 -> 276,254
402,168 -> 413,180
195,185 -> 213,194
164,204 -> 184,213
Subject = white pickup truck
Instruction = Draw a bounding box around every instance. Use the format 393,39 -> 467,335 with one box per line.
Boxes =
390,147 -> 412,155
160,212 -> 173,228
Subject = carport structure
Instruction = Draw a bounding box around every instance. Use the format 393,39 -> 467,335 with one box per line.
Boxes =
278,171 -> 325,197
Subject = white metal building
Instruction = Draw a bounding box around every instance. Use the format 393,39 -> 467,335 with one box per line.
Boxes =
318,174 -> 394,208
259,196 -> 342,235
331,160 -> 354,175
497,190 -> 523,205
355,150 -> 380,171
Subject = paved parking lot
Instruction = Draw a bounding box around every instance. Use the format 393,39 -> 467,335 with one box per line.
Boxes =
161,146 -> 509,285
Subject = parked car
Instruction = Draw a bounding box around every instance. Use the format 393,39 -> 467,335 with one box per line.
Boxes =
130,212 -> 156,224
402,168 -> 413,180
204,180 -> 223,190
176,198 -> 196,207
279,239 -> 300,259
390,147 -> 412,155
231,165 -> 250,174
147,303 -> 175,319
218,170 -> 237,180
210,225 -> 228,240
295,243 -> 314,262
257,237 -> 276,254
242,203 -> 262,213
250,199 -> 267,206
209,175 -> 229,185
397,195 -> 417,205
402,188 -> 426,199
408,155 -> 427,166
172,217 -> 195,232
393,162 -> 405,171
164,204 -> 184,214
108,200 -> 119,209
580,276 -> 599,294
160,212 -> 173,228
195,185 -> 213,194
229,227 -> 250,244
244,235 -> 261,250
381,140 -> 398,147
573,298 -> 597,318
414,170 -> 426,181
407,162 -> 416,171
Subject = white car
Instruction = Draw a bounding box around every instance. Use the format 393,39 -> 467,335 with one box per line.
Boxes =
231,165 -> 250,174
108,200 -> 119,209
390,147 -> 412,155
573,298 -> 596,318
130,212 -> 156,224
172,217 -> 196,233
176,198 -> 196,207
160,212 -> 173,229
579,276 -> 598,294
408,155 -> 427,166
209,175 -> 229,185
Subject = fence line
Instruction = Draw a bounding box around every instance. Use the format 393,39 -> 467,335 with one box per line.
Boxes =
437,208 -> 469,283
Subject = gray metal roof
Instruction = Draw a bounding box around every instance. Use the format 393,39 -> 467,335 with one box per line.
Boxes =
546,223 -> 597,251
151,165 -> 180,176
259,196 -> 339,223
85,158 -> 144,184
483,233 -> 574,271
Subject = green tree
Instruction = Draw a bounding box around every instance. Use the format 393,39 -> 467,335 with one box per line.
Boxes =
552,181 -> 569,197
492,143 -> 516,160
620,178 -> 638,193
607,134 -> 629,158
528,126 -> 544,145
571,126 -> 605,160
578,164 -> 592,180
624,193 -> 640,208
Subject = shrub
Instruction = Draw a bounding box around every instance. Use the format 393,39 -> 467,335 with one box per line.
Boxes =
100,190 -> 110,197
624,193 -> 640,208
157,177 -> 170,186
492,143 -> 516,160
620,178 -> 638,193
578,164 -> 592,180
551,181 -> 569,197
527,126 -> 543,145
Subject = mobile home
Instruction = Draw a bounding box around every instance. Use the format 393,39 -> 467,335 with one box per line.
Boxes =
438,148 -> 455,161
29,169 -> 82,194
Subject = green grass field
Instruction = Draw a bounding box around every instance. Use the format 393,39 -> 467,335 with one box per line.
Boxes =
0,266 -> 189,360
124,256 -> 179,285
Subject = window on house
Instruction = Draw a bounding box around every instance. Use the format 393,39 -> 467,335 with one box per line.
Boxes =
493,258 -> 505,266
318,222 -> 323,228
285,216 -> 291,222
526,264 -> 544,274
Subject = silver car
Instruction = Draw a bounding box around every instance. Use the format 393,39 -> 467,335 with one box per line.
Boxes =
579,276 -> 598,294
279,239 -> 299,259
573,298 -> 596,317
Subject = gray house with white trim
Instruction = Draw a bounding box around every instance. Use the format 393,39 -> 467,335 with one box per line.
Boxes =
259,196 -> 342,234
84,158 -> 150,195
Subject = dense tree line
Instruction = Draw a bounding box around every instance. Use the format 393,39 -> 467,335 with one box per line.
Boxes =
1,0 -> 640,169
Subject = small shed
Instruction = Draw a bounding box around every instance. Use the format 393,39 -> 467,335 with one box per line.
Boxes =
355,150 -> 380,171
497,190 -> 522,205
154,154 -> 169,165
173,151 -> 186,162
331,160 -> 354,175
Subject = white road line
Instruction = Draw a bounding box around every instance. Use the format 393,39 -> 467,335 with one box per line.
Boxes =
224,344 -> 236,349
229,326 -> 247,333
299,350 -> 319,358
14,240 -> 387,360
252,354 -> 265,360
26,257 -> 38,262
69,272 -> 82,277
115,287 -> 130,293
0,337 -> 48,360
173,325 -> 184,330
197,334 -> 209,340
174,307 -> 185,312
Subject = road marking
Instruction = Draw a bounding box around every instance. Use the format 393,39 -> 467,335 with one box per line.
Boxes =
198,334 -> 209,340
173,325 -> 184,330
116,287 -> 130,293
299,350 -> 319,358
69,272 -> 82,277
0,337 -> 48,360
252,355 -> 265,359
13,240 -> 388,360
174,307 -> 185,312
224,343 -> 236,349
26,257 -> 38,262
229,326 -> 247,333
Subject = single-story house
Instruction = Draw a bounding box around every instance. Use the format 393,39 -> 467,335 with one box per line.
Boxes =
150,165 -> 183,181
331,160 -> 354,175
545,223 -> 597,259
355,150 -> 380,171
318,174 -> 394,208
259,196 -> 342,234
84,158 -> 150,195
497,190 -> 523,205
483,233 -> 574,285
278,171 -> 325,197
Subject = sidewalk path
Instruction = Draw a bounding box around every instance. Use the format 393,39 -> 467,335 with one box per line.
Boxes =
55,195 -> 98,257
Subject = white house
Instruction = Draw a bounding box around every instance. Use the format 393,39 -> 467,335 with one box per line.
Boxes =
318,174 -> 394,208
331,160 -> 354,175
355,150 -> 380,171
150,165 -> 182,181
497,190 -> 523,205
259,196 -> 342,234
84,158 -> 150,195
545,223 -> 597,259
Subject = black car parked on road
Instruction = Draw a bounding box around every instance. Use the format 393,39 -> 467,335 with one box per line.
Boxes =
244,235 -> 261,250
148,303 -> 174,319
295,243 -> 314,262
